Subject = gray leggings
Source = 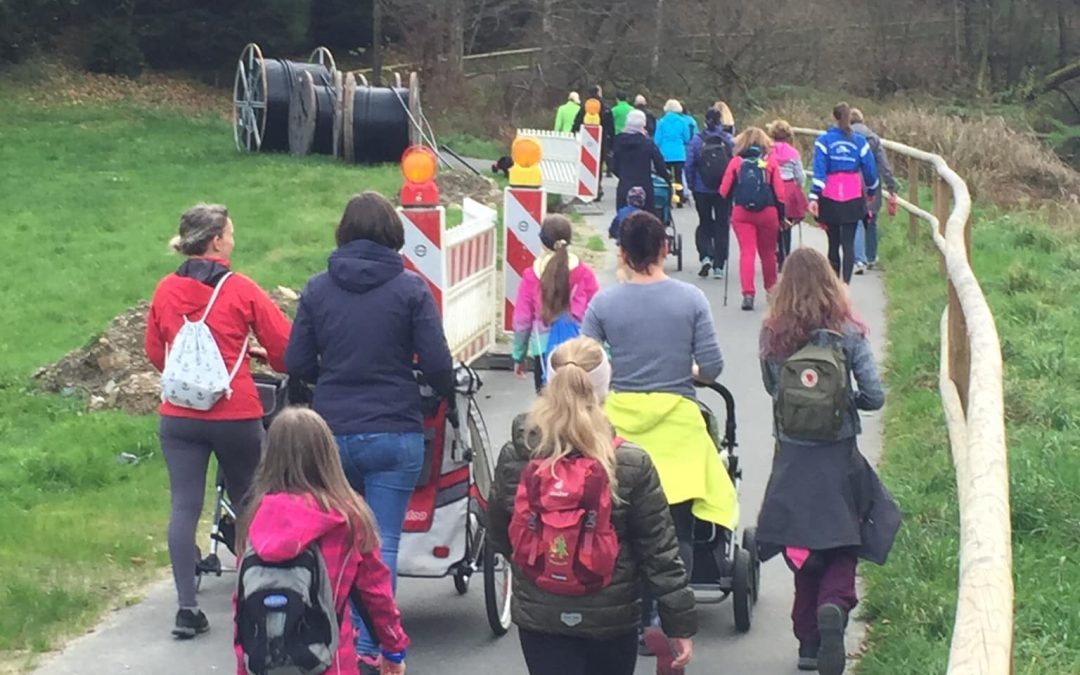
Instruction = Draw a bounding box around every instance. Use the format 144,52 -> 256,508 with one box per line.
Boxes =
159,416 -> 263,609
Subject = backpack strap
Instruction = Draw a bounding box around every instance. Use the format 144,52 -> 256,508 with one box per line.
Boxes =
199,273 -> 249,392
575,464 -> 608,591
195,272 -> 233,324
522,463 -> 545,565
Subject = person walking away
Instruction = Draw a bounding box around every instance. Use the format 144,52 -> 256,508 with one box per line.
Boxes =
146,204 -> 292,639
582,212 -> 737,657
634,94 -> 658,137
512,215 -> 601,393
285,192 -> 454,671
655,100 -> 692,204
808,102 -> 879,283
712,101 -> 736,135
755,248 -> 899,674
849,108 -> 898,274
555,91 -> 581,133
678,103 -> 699,140
611,109 -> 669,212
768,120 -> 809,271
489,337 -> 696,675
610,187 -> 649,284
612,92 -> 634,135
719,127 -> 787,311
235,408 -> 409,675
685,107 -> 735,279
572,85 -> 617,196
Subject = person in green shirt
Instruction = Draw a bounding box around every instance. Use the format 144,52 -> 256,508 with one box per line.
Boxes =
554,91 -> 581,133
611,92 -> 634,135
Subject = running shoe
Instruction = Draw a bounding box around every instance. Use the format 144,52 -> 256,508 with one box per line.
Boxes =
698,258 -> 712,278
741,294 -> 754,311
853,263 -> 867,275
712,265 -> 724,280
797,639 -> 820,671
172,609 -> 209,639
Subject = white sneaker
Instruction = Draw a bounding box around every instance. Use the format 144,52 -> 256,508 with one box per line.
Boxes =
853,263 -> 867,275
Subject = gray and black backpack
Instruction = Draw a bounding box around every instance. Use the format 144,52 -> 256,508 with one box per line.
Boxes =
776,334 -> 851,441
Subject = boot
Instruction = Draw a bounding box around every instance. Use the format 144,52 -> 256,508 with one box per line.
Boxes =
797,639 -> 820,671
816,604 -> 848,675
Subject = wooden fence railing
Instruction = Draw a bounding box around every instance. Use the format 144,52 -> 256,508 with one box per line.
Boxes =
792,127 -> 1013,674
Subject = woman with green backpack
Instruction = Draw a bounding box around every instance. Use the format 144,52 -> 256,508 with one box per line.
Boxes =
756,248 -> 898,675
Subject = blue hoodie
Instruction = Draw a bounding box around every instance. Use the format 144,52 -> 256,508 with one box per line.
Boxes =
285,239 -> 454,435
684,127 -> 735,193
810,126 -> 879,202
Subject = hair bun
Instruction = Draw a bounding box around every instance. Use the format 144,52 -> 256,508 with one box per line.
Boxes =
169,235 -> 183,253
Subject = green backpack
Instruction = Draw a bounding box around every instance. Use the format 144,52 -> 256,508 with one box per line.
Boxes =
776,338 -> 850,441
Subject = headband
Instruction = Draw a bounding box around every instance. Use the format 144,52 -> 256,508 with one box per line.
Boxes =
549,348 -> 612,402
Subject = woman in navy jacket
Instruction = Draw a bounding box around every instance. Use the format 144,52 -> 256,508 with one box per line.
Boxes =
285,192 -> 454,669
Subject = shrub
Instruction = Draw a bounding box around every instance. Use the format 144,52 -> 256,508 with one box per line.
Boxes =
84,21 -> 144,78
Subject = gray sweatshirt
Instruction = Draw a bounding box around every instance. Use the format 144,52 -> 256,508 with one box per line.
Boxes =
582,279 -> 723,398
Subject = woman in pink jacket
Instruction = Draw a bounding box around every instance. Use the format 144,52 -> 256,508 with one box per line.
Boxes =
512,215 -> 600,392
719,127 -> 787,311
767,120 -> 809,271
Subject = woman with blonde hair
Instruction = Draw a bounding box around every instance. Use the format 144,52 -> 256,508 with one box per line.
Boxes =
712,101 -> 735,134
767,120 -> 809,271
756,248 -> 897,674
719,126 -> 787,310
489,337 -> 696,675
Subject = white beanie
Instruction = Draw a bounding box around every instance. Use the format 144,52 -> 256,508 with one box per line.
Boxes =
624,109 -> 647,135
568,91 -> 581,104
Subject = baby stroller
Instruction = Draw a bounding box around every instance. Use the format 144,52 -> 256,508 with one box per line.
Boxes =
652,174 -> 683,271
690,382 -> 761,632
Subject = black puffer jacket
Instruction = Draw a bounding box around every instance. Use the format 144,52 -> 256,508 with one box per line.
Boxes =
488,415 -> 696,640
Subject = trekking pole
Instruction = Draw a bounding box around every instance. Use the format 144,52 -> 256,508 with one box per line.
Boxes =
798,220 -> 804,248
723,228 -> 731,307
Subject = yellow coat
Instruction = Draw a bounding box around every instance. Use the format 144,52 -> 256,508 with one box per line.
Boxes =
606,391 -> 738,530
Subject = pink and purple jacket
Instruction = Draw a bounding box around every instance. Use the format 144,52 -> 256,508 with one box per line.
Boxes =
234,493 -> 409,675
511,253 -> 600,362
770,141 -> 807,186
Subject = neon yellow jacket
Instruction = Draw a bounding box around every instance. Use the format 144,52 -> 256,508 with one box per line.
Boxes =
555,101 -> 581,133
606,391 -> 738,530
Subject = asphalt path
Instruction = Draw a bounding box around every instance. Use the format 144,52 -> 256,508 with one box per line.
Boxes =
34,174 -> 887,675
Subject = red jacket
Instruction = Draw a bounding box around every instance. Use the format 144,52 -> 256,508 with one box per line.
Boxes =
235,493 -> 409,675
718,153 -> 787,220
145,257 -> 292,420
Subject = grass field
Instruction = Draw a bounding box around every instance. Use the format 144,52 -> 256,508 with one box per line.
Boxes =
857,206 -> 1080,674
0,89 -> 405,665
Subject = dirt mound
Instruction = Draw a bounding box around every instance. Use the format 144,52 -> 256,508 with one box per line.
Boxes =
436,171 -> 503,209
35,287 -> 300,415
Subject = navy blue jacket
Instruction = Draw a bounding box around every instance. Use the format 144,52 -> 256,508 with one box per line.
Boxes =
285,240 -> 454,435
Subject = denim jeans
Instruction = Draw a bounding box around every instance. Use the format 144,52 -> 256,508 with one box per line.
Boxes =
336,432 -> 425,657
854,215 -> 879,265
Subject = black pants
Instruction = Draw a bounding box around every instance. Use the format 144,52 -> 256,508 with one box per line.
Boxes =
519,629 -> 638,675
777,226 -> 793,271
826,221 -> 859,283
641,500 -> 695,627
667,162 -> 685,188
532,357 -> 544,394
694,191 -> 731,266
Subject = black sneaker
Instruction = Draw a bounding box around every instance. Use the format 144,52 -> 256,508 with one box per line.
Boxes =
741,294 -> 754,311
816,604 -> 848,675
172,609 -> 209,639
698,259 -> 712,278
797,639 -> 820,671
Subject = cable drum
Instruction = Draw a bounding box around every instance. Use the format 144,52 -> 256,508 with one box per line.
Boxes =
288,70 -> 338,156
351,86 -> 412,164
259,58 -> 332,153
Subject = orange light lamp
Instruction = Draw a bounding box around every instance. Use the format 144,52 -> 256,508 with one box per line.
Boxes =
400,145 -> 440,206
509,137 -> 543,188
583,98 -> 601,125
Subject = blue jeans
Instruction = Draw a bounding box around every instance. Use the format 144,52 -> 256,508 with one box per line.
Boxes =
854,215 -> 879,265
336,432 -> 425,657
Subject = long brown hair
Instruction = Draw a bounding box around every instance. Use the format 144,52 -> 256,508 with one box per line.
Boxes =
734,126 -> 772,157
526,337 -> 618,494
833,102 -> 853,136
239,408 -> 379,554
762,248 -> 866,358
539,215 -> 574,325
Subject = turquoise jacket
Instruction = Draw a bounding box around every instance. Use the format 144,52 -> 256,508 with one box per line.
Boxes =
655,112 -> 692,162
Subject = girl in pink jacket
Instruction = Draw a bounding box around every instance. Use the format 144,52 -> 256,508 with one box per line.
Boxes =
512,215 -> 600,392
768,120 -> 809,271
235,408 -> 409,675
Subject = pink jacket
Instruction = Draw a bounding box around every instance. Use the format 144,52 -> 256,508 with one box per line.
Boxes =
235,493 -> 409,675
511,253 -> 600,362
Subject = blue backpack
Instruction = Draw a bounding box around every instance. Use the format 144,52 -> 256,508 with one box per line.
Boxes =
732,149 -> 775,212
540,312 -> 582,385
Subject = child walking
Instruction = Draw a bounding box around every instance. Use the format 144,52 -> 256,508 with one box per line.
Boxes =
767,120 -> 809,271
489,337 -> 696,675
512,215 -> 600,392
235,408 -> 409,675
755,249 -> 900,675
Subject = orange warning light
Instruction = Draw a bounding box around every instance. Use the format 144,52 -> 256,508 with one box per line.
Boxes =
509,137 -> 543,187
584,98 -> 601,125
400,145 -> 440,206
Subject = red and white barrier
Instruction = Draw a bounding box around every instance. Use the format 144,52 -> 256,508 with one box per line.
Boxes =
502,185 -> 547,332
514,128 -> 601,202
577,123 -> 602,202
400,206 -> 447,312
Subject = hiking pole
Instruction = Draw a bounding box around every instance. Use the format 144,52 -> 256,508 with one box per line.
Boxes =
723,227 -> 730,307
798,220 -> 804,248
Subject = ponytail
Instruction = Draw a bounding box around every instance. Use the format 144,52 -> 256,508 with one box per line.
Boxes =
539,215 -> 574,325
833,102 -> 852,136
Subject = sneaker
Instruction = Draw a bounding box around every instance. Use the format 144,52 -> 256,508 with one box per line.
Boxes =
358,655 -> 380,675
698,258 -> 712,278
637,628 -> 655,656
741,294 -> 754,311
853,263 -> 867,275
867,259 -> 878,270
642,626 -> 684,674
172,609 -> 209,639
816,604 -> 848,675
797,639 -> 820,671
712,265 -> 724,280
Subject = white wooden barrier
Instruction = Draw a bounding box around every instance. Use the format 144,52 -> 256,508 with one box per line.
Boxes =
444,198 -> 498,365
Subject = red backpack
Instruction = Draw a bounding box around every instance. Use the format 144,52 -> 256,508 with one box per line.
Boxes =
508,442 -> 622,596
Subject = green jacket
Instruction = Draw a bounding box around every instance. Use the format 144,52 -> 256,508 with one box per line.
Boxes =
555,101 -> 580,133
488,414 -> 697,640
612,100 -> 634,134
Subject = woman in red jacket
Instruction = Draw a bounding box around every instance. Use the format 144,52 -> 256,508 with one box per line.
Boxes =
145,204 -> 292,639
719,127 -> 787,311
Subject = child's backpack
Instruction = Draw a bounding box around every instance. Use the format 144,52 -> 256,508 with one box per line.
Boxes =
508,445 -> 622,596
160,272 -> 247,411
732,152 -> 776,212
776,335 -> 851,441
539,312 -> 582,385
235,544 -> 341,675
697,135 -> 731,191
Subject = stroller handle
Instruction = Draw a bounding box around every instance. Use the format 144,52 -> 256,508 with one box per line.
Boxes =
695,381 -> 738,449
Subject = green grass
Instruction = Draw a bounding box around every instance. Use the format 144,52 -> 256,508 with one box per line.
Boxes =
858,206 -> 1080,673
0,89 -> 405,661
438,132 -> 506,163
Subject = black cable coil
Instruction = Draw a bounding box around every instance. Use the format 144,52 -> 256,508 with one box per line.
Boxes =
352,86 -> 412,164
262,59 -> 332,153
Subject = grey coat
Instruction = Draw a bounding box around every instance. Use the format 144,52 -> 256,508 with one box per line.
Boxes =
852,122 -> 898,214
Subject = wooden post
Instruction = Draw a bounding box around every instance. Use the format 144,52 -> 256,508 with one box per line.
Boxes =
908,154 -> 920,244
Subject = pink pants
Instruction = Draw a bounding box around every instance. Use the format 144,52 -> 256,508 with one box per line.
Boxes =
731,206 -> 780,296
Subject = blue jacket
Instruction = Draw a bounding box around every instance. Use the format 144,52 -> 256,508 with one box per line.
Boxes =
610,205 -> 642,241
285,239 -> 454,435
684,127 -> 735,193
810,126 -> 879,200
655,112 -> 692,162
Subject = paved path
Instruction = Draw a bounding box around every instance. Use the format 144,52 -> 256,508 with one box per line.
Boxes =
34,176 -> 887,675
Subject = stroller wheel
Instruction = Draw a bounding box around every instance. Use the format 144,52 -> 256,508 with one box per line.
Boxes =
742,527 -> 761,603
732,548 -> 753,632
676,234 -> 684,272
453,569 -> 472,595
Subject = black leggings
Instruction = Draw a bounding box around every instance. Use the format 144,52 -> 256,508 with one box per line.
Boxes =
519,629 -> 638,675
694,191 -> 731,266
777,226 -> 793,271
826,221 -> 859,283
641,500 -> 695,627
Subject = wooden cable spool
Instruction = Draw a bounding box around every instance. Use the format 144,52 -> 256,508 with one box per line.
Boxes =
342,73 -> 357,164
288,70 -> 339,156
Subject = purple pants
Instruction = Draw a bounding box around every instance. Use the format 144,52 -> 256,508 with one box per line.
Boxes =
787,547 -> 859,642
